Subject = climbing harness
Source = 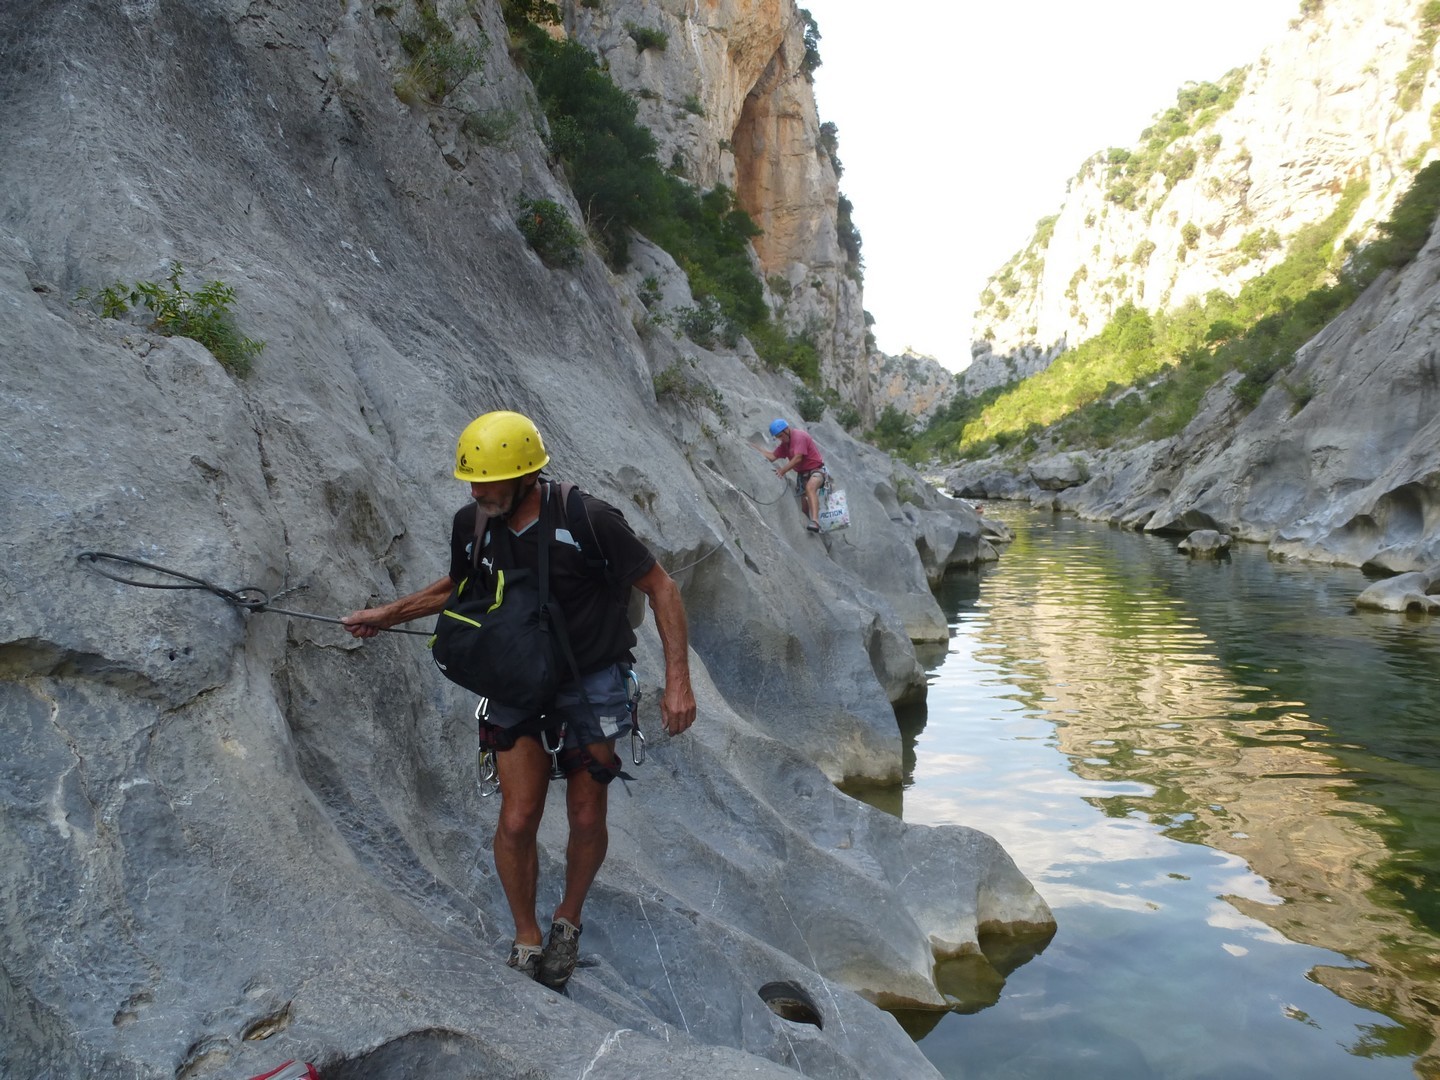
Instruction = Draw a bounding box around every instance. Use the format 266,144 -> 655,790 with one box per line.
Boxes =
75,552 -> 431,635
474,667 -> 648,796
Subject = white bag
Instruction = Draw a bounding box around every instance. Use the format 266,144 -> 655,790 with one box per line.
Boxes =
817,488 -> 850,532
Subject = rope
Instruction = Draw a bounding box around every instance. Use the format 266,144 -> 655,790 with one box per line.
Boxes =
734,475 -> 795,506
75,552 -> 432,636
666,539 -> 726,576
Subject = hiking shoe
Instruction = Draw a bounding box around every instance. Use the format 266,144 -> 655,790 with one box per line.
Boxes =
506,941 -> 543,981
538,917 -> 582,990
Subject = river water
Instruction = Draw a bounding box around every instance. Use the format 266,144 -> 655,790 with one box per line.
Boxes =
847,506 -> 1440,1080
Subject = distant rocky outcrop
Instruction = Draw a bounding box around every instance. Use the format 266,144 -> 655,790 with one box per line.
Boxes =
563,0 -> 872,419
946,210 -> 1440,576
0,2 -> 1052,1078
869,349 -> 960,423
973,0 -> 1439,383
961,337 -> 1066,396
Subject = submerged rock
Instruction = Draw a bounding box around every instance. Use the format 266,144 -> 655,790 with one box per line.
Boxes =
1355,570 -> 1440,614
1178,530 -> 1233,558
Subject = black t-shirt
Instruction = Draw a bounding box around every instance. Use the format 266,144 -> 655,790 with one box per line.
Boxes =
447,482 -> 655,674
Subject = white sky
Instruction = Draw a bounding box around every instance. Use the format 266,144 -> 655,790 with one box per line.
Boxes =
803,0 -> 1303,372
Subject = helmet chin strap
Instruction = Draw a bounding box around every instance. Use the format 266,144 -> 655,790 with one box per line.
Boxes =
487,474 -> 535,521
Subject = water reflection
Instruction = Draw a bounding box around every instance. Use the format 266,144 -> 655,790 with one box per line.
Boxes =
848,508 -> 1440,1078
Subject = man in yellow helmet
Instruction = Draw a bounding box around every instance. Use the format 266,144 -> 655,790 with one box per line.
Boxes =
342,411 -> 696,990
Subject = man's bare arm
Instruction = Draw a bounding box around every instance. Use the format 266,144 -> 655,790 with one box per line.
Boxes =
632,561 -> 696,735
341,577 -> 454,639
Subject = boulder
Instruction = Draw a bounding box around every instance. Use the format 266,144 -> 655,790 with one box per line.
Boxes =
1355,571 -> 1440,614
1177,530 -> 1233,558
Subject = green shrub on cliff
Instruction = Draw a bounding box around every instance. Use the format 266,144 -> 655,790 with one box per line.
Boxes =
513,21 -> 830,383
78,263 -> 264,377
516,197 -> 584,267
626,23 -> 668,52
387,0 -> 487,104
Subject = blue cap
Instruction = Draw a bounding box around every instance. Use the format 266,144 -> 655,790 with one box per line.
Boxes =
769,418 -> 789,437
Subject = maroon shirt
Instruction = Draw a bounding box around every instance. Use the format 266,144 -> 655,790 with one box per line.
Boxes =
778,428 -> 824,472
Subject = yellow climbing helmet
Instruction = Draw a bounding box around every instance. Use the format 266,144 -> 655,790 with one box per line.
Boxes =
453,411 -> 550,481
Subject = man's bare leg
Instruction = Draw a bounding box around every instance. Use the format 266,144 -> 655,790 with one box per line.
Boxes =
553,741 -> 614,926
805,474 -> 823,525
494,736 -> 551,946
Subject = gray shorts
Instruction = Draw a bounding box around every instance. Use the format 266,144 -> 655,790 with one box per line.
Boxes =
484,662 -> 634,751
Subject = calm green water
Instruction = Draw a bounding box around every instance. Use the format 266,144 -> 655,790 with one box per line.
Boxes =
861,507 -> 1440,1079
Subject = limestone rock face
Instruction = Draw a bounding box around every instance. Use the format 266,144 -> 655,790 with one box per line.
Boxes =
870,349 -> 961,424
0,2 -> 1052,1078
945,216 -> 1440,576
562,0 -> 872,417
974,0 -> 1440,371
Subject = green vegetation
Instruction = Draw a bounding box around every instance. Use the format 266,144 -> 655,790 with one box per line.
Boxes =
626,22 -> 668,52
837,194 -> 863,277
516,197 -> 584,267
978,215 -> 1055,312
866,405 -> 914,453
1100,71 -> 1245,208
461,106 -> 521,144
507,6 -> 838,383
78,263 -> 265,377
1396,2 -> 1440,111
892,386 -> 1006,463
939,162 -> 1440,457
748,321 -> 821,382
818,121 -> 842,176
653,357 -> 726,415
637,274 -> 662,308
799,8 -> 822,80
500,0 -> 559,33
1237,227 -> 1281,262
1349,158 -> 1440,278
795,385 -> 826,423
387,0 -> 487,104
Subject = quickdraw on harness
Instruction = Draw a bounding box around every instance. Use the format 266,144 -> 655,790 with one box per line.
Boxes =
475,668 -> 644,797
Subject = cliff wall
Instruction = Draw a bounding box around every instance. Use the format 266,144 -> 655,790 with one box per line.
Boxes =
561,0 -> 871,415
969,0 -> 1440,386
0,1 -> 1049,1077
948,219 -> 1440,573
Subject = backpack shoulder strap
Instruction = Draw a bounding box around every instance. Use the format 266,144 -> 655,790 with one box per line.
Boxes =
556,480 -> 610,580
470,503 -> 490,569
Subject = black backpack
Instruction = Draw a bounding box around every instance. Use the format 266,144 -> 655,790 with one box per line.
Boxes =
428,481 -> 638,708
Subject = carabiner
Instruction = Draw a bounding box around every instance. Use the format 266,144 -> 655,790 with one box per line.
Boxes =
623,668 -> 645,766
477,748 -> 499,797
475,699 -> 500,795
540,726 -> 565,780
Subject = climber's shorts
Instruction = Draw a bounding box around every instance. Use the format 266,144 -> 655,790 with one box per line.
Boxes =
479,662 -> 633,770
